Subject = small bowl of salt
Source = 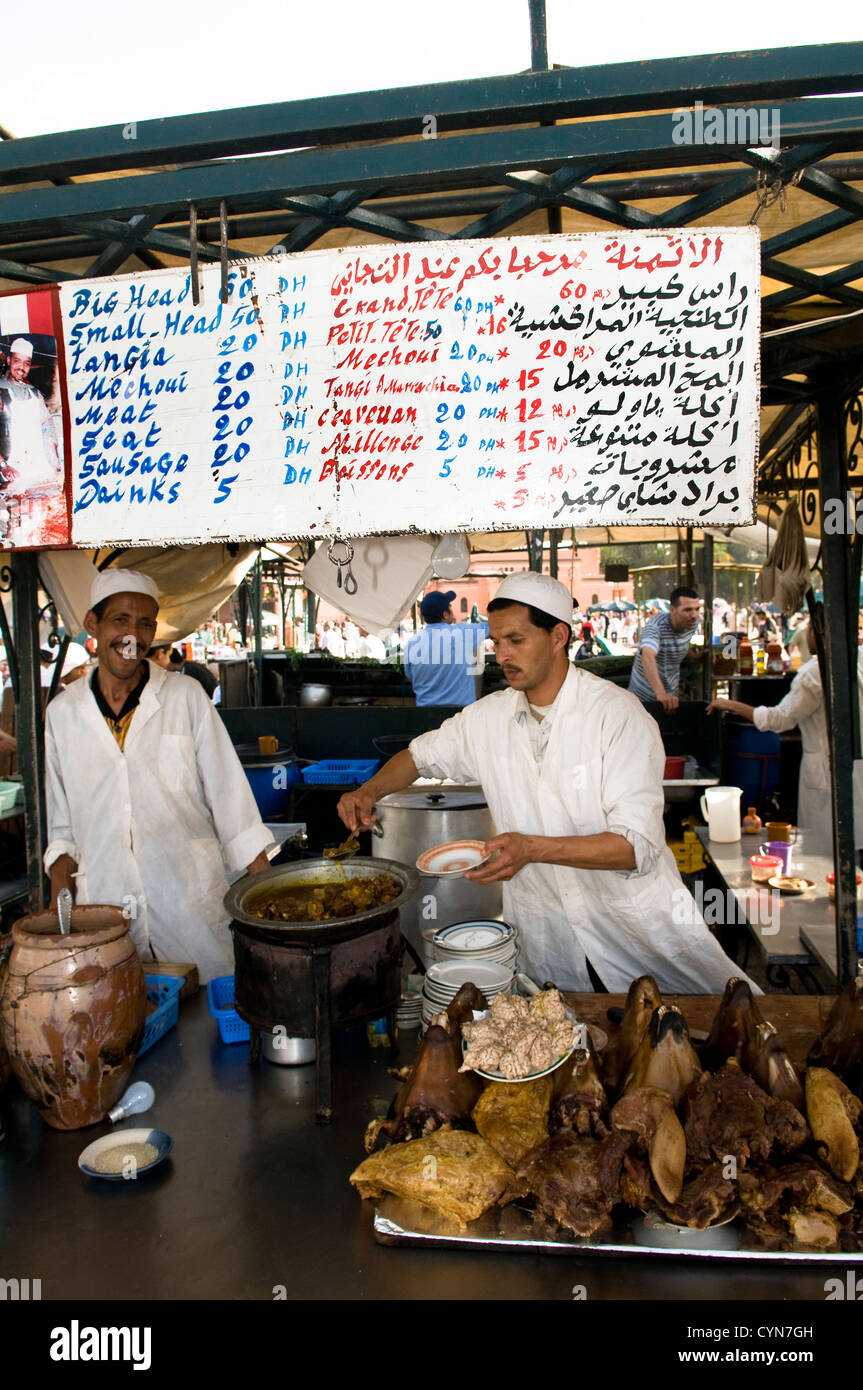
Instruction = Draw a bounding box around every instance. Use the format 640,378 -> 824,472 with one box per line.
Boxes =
78,1128 -> 173,1182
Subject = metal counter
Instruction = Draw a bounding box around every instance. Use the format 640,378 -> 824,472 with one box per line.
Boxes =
0,991 -> 847,1301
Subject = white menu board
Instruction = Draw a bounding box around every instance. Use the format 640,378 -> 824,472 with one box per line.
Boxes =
59,228 -> 760,545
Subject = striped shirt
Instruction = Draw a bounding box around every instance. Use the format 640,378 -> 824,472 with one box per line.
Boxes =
628,613 -> 693,703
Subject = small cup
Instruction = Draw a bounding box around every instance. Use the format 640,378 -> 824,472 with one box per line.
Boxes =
760,841 -> 792,873
765,822 -> 796,843
258,736 -> 279,756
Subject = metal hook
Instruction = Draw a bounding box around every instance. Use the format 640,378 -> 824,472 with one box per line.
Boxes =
327,537 -> 355,592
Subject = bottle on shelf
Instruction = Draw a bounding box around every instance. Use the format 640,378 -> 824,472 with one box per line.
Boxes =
766,642 -> 784,675
737,640 -> 754,676
742,806 -> 762,835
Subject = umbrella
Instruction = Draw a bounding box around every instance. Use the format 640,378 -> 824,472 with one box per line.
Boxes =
643,597 -> 670,612
588,599 -> 636,614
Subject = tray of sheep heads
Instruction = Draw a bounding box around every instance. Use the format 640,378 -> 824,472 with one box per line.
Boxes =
350,976 -> 863,1260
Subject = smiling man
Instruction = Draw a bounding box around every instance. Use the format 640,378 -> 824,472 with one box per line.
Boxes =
338,571 -> 755,995
44,568 -> 273,981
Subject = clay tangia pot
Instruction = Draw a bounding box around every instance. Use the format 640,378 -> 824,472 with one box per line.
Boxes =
0,905 -> 147,1129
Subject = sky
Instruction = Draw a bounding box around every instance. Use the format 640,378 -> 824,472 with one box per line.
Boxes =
3,0 -> 858,138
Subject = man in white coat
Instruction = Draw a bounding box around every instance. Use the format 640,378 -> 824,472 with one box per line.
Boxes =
44,569 -> 275,982
708,622 -> 863,847
338,571 -> 756,995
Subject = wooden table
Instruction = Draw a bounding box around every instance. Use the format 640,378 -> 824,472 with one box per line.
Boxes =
565,992 -> 835,1068
695,826 -> 833,989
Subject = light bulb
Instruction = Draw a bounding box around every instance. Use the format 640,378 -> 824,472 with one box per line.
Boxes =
432,533 -> 470,579
108,1081 -> 155,1124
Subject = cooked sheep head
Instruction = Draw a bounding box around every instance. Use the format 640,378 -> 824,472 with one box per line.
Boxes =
684,1059 -> 809,1170
610,1086 -> 686,1204
446,981 -> 488,1038
364,1022 -> 483,1152
622,1005 -> 702,1106
808,977 -> 863,1097
747,1021 -> 805,1112
702,977 -> 762,1070
806,1067 -> 862,1183
603,974 -> 662,1091
553,1033 -> 609,1138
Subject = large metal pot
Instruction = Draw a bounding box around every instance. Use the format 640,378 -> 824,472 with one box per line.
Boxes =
225,857 -> 420,1039
225,857 -> 418,941
372,787 -> 502,957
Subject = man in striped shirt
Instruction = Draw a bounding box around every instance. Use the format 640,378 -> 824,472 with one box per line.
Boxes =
628,588 -> 702,713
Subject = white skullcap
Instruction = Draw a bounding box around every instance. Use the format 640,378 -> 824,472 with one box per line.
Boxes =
61,641 -> 90,675
492,571 -> 576,627
9,337 -> 33,358
89,568 -> 160,610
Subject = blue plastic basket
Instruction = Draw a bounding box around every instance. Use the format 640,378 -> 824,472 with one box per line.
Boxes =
138,974 -> 183,1057
300,758 -> 380,785
206,974 -> 251,1044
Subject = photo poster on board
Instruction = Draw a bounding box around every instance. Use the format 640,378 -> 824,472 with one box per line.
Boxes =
0,285 -> 70,548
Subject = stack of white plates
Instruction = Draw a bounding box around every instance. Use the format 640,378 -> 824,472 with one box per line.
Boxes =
421,958 -> 514,1031
395,980 -> 423,1030
431,919 -> 518,971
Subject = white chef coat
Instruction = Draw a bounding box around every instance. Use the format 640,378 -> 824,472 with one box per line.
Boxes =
409,665 -> 758,995
44,661 -> 275,983
752,650 -> 863,848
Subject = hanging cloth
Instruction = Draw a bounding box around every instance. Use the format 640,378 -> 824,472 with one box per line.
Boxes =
755,499 -> 812,615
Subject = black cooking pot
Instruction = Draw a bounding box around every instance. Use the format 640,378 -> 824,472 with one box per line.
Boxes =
223,856 -> 419,944
225,857 -> 420,1051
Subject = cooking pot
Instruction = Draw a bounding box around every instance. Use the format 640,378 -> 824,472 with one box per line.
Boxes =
372,787 -> 502,956
225,856 -> 419,940
226,859 -> 418,1121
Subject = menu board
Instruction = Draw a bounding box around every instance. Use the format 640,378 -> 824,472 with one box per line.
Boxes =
58,228 -> 760,545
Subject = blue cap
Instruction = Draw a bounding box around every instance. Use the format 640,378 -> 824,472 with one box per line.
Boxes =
420,590 -> 456,622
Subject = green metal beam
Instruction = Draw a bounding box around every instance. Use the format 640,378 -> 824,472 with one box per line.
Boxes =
654,170 -> 758,227
760,206 -> 856,258
762,256 -> 863,309
2,95 -> 863,241
2,43 -> 861,183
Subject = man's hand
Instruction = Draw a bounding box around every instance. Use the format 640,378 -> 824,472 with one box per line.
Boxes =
706,698 -> 732,715
661,692 -> 679,715
336,749 -> 420,833
49,853 -> 77,907
336,786 -> 379,834
465,832 -> 536,883
246,851 -> 270,875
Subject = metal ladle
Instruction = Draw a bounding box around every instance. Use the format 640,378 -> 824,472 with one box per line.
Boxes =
323,820 -> 385,860
57,887 -> 73,936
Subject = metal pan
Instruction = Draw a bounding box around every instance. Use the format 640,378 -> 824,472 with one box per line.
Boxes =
224,856 -> 420,943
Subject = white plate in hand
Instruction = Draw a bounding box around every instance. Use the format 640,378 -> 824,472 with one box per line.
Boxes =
416,840 -> 492,877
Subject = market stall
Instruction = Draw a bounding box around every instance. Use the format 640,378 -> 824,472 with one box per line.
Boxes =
2,32 -> 863,1318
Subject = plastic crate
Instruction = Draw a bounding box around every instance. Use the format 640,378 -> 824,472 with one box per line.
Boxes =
138,974 -> 183,1057
206,974 -> 251,1044
300,758 -> 380,785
